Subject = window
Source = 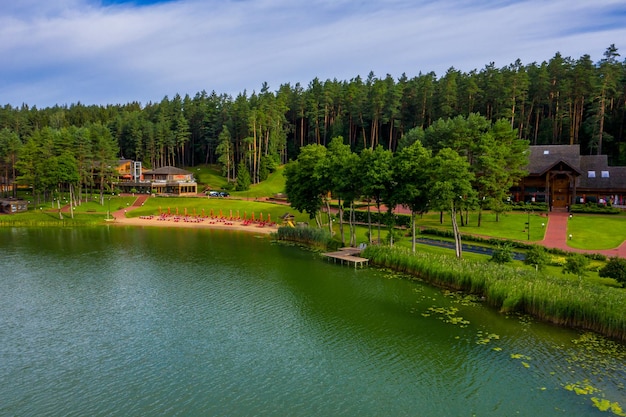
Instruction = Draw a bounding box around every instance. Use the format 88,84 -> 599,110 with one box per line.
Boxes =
601,171 -> 609,178
588,171 -> 596,178
543,150 -> 550,155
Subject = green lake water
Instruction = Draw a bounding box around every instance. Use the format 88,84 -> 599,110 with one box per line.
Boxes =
1,227 -> 625,416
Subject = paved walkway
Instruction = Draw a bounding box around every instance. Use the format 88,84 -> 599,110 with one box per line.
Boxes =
111,194 -> 149,219
542,212 -> 626,258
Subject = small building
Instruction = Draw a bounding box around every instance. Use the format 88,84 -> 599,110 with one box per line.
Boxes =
0,198 -> 28,214
513,145 -> 626,209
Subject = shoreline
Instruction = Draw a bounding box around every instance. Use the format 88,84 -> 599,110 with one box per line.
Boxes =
110,214 -> 277,235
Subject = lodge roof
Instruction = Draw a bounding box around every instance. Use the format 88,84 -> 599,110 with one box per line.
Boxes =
143,166 -> 192,175
527,145 -> 626,191
527,145 -> 581,175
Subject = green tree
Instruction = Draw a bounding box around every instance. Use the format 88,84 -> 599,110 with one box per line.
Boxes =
89,123 -> 118,205
524,245 -> 550,272
326,136 -> 356,245
216,125 -> 234,181
592,44 -> 620,155
490,243 -> 513,264
0,128 -> 22,198
359,145 -> 393,243
599,257 -> 626,286
428,147 -> 475,258
392,139 -> 431,252
235,160 -> 251,191
284,144 -> 328,227
562,253 -> 590,282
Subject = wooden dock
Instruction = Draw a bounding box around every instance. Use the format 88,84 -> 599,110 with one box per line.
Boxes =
322,247 -> 369,268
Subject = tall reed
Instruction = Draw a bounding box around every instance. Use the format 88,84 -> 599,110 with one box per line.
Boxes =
362,245 -> 626,341
276,226 -> 332,250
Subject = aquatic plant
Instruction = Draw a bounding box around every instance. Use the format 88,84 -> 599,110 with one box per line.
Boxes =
362,245 -> 626,341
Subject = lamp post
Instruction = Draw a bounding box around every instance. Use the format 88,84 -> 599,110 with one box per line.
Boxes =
524,207 -> 532,241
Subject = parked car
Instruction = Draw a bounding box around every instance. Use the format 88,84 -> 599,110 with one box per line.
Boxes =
219,191 -> 230,197
208,191 -> 220,197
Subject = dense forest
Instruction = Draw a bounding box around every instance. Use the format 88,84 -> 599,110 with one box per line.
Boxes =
1,45 -> 625,197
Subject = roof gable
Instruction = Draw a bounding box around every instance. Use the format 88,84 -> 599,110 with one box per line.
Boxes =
144,166 -> 191,175
527,145 -> 581,175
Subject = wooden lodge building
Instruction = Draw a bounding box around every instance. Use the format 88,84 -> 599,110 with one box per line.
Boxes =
114,161 -> 197,196
512,145 -> 626,210
0,198 -> 28,214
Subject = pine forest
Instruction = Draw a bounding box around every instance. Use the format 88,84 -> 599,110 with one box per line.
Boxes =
1,46 -> 625,193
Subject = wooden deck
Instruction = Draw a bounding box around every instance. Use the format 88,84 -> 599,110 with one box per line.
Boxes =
322,247 -> 369,268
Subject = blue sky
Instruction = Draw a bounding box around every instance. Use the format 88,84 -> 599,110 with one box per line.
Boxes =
1,0 -> 625,108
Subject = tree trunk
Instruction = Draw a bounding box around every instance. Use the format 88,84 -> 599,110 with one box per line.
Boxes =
367,202 -> 372,244
376,199 -> 382,244
338,196 -> 345,246
411,211 -> 416,253
349,201 -> 356,247
325,197 -> 333,235
451,205 -> 462,259
69,184 -> 74,219
57,198 -> 63,220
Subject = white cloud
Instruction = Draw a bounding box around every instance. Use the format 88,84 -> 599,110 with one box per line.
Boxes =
1,0 -> 624,107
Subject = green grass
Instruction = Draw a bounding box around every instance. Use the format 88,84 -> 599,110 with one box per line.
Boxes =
69,196 -> 137,213
189,164 -> 230,192
229,166 -> 286,199
401,210 -> 546,242
189,164 -> 286,198
0,210 -> 105,226
566,214 -> 626,250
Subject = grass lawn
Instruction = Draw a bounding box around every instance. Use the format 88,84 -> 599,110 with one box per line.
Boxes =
566,214 -> 626,250
189,164 -> 286,198
69,196 -> 138,213
407,210 -> 546,242
189,164 -> 229,192
229,166 -> 286,199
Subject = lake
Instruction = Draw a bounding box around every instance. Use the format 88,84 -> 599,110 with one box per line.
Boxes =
1,227 -> 625,416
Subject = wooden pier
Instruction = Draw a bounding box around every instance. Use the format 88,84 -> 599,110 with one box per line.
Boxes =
322,247 -> 369,268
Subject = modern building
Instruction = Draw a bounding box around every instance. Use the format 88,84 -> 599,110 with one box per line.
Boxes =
114,161 -> 197,195
512,145 -> 626,210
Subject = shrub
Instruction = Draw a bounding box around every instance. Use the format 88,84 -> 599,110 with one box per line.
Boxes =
599,257 -> 626,286
490,243 -> 513,264
570,203 -> 621,214
524,245 -> 550,271
562,253 -> 590,280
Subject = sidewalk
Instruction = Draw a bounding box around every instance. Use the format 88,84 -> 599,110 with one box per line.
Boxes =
111,194 -> 149,219
542,212 -> 626,258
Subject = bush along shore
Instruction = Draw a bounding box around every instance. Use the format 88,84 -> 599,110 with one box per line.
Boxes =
361,245 -> 626,342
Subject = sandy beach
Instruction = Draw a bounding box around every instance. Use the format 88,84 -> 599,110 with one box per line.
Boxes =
110,213 -> 278,234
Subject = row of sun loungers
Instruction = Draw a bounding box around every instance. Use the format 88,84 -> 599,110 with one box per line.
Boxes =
139,214 -> 276,227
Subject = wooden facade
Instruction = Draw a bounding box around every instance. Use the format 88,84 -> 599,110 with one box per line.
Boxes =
114,164 -> 197,196
0,198 -> 28,214
514,145 -> 626,210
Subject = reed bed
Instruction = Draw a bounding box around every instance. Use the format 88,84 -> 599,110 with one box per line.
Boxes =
276,226 -> 332,250
362,245 -> 626,341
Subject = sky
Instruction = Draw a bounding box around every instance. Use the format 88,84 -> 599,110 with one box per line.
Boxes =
1,0 -> 625,108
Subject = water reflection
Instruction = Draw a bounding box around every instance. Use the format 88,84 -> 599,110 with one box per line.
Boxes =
0,227 -> 624,416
